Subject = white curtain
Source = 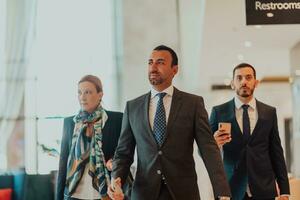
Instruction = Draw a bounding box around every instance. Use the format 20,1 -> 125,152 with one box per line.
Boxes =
0,0 -> 36,169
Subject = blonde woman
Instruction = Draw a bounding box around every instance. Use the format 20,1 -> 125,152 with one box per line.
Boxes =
56,75 -> 123,200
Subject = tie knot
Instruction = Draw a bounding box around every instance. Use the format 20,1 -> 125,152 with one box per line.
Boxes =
242,104 -> 249,111
157,92 -> 167,100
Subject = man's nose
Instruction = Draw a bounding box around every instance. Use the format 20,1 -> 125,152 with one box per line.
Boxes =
241,77 -> 248,84
79,94 -> 86,100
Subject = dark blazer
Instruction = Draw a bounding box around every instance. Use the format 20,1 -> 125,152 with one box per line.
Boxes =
112,88 -> 231,200
209,99 -> 290,199
56,111 -> 123,200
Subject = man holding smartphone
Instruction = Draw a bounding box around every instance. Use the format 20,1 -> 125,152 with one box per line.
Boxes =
209,63 -> 290,200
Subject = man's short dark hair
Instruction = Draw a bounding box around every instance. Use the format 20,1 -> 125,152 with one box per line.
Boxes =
153,45 -> 178,66
233,63 -> 256,79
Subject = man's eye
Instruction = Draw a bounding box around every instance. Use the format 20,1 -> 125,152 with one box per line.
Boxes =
246,75 -> 252,80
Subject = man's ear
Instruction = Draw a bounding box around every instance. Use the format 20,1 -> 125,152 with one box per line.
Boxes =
230,80 -> 235,90
255,79 -> 259,88
172,65 -> 178,77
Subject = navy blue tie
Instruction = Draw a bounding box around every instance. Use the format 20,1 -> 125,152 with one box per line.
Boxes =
153,93 -> 167,146
242,104 -> 250,142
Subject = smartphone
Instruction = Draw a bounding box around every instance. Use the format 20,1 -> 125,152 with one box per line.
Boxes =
218,122 -> 231,136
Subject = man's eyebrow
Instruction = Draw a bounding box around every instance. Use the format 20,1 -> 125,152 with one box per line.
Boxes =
235,74 -> 252,76
148,58 -> 165,62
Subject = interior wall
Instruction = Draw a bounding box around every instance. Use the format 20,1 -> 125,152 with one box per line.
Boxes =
0,0 -> 6,169
199,0 -> 292,92
177,0 -> 205,92
0,0 -> 5,77
121,0 -> 180,108
290,42 -> 300,177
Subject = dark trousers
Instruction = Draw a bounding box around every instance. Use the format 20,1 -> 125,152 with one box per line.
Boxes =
243,193 -> 275,200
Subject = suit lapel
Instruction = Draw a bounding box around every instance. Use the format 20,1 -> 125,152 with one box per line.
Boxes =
161,88 -> 183,146
142,92 -> 154,138
228,99 -> 243,136
145,87 -> 183,147
249,100 -> 266,143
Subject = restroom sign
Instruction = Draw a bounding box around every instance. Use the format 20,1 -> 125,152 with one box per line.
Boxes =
246,0 -> 300,25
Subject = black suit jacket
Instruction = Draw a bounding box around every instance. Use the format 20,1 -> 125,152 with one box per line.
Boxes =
112,88 -> 231,200
210,99 -> 290,199
56,111 -> 122,200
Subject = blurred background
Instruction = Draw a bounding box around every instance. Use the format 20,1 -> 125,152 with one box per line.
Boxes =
0,0 -> 300,199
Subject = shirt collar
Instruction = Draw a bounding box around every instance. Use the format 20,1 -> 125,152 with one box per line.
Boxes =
234,96 -> 256,110
151,85 -> 174,99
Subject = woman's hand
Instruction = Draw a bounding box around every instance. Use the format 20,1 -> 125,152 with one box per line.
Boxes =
108,177 -> 124,200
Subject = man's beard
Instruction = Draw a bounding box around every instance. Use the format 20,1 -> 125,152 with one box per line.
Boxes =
148,73 -> 164,85
237,87 -> 254,97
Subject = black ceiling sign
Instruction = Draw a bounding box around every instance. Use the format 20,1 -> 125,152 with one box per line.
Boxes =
246,0 -> 300,25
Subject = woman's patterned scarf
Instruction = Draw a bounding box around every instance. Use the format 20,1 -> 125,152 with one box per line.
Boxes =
65,104 -> 110,198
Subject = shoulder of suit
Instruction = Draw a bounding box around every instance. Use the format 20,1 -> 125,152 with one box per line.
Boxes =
63,116 -> 75,135
174,88 -> 204,100
127,92 -> 149,104
212,99 -> 233,111
256,99 -> 276,112
106,110 -> 123,119
64,115 -> 75,123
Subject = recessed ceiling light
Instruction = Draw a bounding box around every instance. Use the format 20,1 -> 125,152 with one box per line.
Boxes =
244,41 -> 252,47
254,25 -> 262,29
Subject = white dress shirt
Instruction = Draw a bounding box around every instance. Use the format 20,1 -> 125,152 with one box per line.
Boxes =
71,164 -> 101,199
149,85 -> 174,130
234,96 -> 258,135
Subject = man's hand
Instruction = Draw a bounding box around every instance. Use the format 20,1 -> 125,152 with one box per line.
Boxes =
108,177 -> 124,200
214,130 -> 231,148
106,159 -> 113,171
278,196 -> 289,200
218,197 -> 230,200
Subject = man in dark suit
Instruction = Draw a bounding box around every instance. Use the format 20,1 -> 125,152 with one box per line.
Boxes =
210,63 -> 290,200
109,45 -> 231,200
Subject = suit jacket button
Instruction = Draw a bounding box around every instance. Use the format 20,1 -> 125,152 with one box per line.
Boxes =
157,170 -> 161,174
158,151 -> 163,155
